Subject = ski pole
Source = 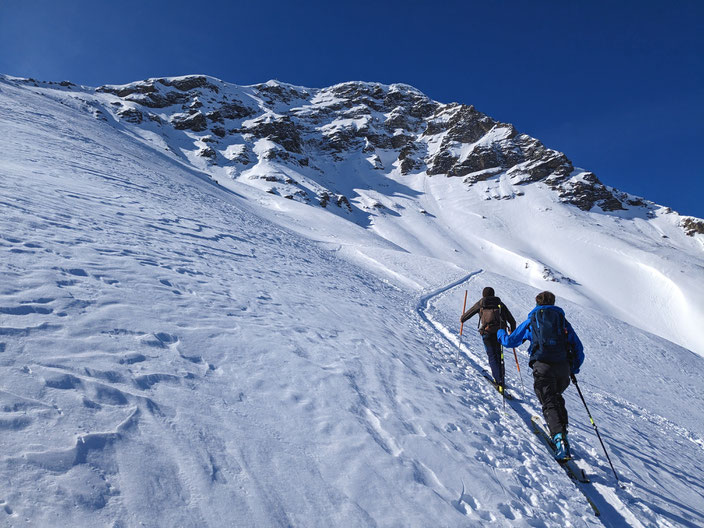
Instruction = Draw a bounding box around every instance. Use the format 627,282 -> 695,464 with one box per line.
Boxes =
457,290 -> 468,362
512,347 -> 525,396
571,374 -> 621,485
499,344 -> 506,413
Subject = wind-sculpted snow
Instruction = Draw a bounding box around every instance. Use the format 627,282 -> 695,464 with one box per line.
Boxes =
1,76 -> 703,526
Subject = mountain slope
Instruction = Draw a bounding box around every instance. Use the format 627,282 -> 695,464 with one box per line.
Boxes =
24,73 -> 702,357
1,75 -> 703,527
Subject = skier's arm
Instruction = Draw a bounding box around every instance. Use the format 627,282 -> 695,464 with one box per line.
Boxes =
498,318 -> 530,348
502,304 -> 517,333
460,300 -> 481,323
566,320 -> 584,373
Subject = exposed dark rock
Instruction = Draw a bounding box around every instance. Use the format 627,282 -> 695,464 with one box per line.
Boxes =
211,126 -> 226,138
422,119 -> 450,137
131,91 -> 190,109
337,195 -> 352,211
198,146 -> 216,159
171,112 -> 208,132
253,82 -> 306,104
365,133 -> 393,150
390,134 -> 413,149
557,175 -> 625,212
147,113 -> 162,124
626,197 -> 647,207
343,106 -> 372,119
323,127 -> 360,152
462,168 -> 503,184
427,151 -> 459,176
244,116 -> 302,153
408,100 -> 437,119
454,145 -> 503,175
385,111 -> 411,130
513,151 -> 573,184
206,110 -> 223,123
330,83 -> 385,101
117,107 -> 143,124
218,101 -> 255,119
681,218 -> 704,236
444,105 -> 496,144
97,83 -> 157,98
398,145 -> 423,174
158,76 -> 219,93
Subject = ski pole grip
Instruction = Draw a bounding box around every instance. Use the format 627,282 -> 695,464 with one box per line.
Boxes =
570,374 -> 577,383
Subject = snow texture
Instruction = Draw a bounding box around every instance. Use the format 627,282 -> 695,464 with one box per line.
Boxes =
0,75 -> 703,527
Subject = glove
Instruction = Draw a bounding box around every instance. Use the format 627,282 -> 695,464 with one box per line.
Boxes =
571,366 -> 580,376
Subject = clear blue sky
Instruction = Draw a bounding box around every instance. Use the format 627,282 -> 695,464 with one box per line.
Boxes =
2,0 -> 702,217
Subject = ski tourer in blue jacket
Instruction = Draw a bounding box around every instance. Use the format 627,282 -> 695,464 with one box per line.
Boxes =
497,304 -> 584,373
496,291 -> 584,461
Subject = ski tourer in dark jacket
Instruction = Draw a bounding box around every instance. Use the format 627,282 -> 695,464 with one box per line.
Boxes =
497,291 -> 584,461
460,287 -> 516,389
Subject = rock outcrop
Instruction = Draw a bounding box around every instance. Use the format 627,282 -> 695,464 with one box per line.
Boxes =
97,75 -> 636,214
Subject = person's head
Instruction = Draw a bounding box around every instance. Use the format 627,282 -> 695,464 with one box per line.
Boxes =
536,291 -> 556,306
482,287 -> 495,297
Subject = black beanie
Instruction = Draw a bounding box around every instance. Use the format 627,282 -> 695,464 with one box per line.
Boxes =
536,291 -> 556,306
482,287 -> 495,297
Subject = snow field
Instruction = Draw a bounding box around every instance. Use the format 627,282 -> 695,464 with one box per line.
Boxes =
1,76 -> 703,527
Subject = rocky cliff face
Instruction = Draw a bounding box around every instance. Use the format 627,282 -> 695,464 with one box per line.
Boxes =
89,75 -> 642,215
19,73 -> 693,231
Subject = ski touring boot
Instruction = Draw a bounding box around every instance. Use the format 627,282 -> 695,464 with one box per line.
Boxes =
552,432 -> 571,462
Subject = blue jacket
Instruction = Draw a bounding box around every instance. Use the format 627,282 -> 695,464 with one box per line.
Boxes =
497,305 -> 584,373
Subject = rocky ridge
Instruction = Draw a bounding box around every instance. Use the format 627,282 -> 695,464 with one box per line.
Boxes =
13,74 -> 700,234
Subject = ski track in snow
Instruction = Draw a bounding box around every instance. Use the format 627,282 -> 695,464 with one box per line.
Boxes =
0,76 -> 703,527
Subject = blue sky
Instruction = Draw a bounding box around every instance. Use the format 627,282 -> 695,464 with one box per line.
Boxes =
1,0 -> 702,217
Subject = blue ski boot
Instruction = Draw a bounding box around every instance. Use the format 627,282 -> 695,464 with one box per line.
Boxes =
552,432 -> 571,462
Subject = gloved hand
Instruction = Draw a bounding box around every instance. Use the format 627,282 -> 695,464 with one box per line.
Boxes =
571,366 -> 580,376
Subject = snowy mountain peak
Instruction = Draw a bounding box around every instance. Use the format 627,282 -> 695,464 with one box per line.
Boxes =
86,74 -> 667,219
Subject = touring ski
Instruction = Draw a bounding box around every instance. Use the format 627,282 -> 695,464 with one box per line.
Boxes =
531,415 -> 589,483
481,373 -> 515,401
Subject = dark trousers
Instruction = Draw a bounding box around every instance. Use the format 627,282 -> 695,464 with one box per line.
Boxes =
532,360 -> 571,436
482,333 -> 505,387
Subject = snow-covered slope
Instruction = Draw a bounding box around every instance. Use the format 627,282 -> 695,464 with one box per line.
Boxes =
1,75 -> 703,527
37,73 -> 702,358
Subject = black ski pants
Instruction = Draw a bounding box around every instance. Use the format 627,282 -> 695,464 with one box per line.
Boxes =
532,360 -> 570,436
482,333 -> 505,387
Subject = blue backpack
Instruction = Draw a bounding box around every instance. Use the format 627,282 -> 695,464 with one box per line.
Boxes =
530,307 -> 569,363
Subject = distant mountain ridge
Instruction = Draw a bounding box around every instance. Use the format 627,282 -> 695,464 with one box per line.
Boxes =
15,74 -> 701,233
